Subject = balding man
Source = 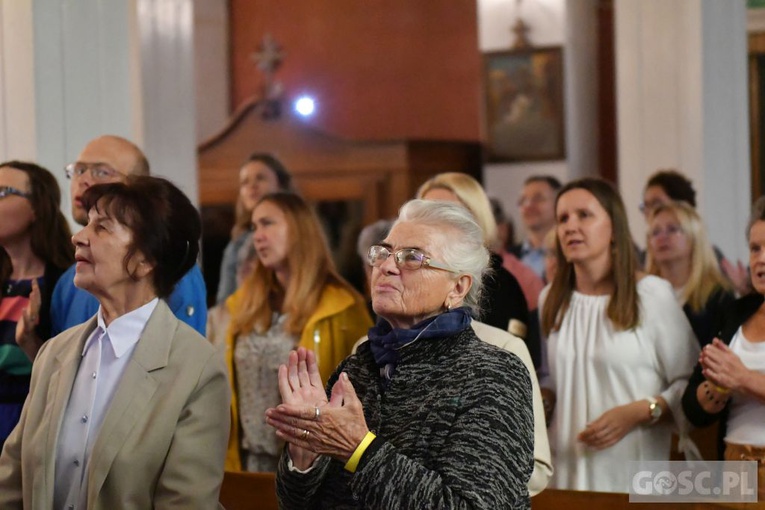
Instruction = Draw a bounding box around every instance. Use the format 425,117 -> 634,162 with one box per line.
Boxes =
49,135 -> 206,336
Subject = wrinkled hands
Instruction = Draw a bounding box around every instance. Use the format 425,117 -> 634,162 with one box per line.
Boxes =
700,338 -> 748,393
265,347 -> 369,471
15,279 -> 43,361
578,401 -> 647,450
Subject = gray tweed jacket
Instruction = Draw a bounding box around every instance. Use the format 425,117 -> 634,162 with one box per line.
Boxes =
276,326 -> 534,509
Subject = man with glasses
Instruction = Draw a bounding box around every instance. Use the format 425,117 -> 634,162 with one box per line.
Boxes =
49,135 -> 206,336
512,175 -> 562,281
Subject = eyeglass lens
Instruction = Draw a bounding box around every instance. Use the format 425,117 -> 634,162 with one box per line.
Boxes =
0,186 -> 30,199
650,225 -> 682,238
368,246 -> 425,270
66,163 -> 119,180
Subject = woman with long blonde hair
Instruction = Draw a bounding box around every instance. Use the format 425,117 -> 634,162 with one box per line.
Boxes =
540,178 -> 698,492
417,172 -> 530,339
645,201 -> 735,347
223,192 -> 371,472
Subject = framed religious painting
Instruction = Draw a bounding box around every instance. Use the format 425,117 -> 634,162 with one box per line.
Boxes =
483,46 -> 566,162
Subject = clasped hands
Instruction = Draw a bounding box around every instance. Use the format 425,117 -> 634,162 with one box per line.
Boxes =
535,387 -> 644,450
699,338 -> 746,392
265,347 -> 369,471
15,279 -> 43,361
696,338 -> 745,412
577,400 -> 652,450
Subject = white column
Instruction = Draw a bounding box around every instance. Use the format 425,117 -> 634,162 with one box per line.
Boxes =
563,0 -> 599,181
193,0 -> 229,143
137,0 -> 198,203
0,1 -> 37,162
0,0 -> 198,228
616,0 -> 750,263
33,0 -> 140,209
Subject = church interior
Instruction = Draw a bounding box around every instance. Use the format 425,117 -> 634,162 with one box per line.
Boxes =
2,0 -> 765,508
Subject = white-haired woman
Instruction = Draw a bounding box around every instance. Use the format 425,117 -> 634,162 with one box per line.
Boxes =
266,199 -> 534,509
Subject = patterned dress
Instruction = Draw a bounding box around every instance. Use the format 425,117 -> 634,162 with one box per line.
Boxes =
234,313 -> 297,472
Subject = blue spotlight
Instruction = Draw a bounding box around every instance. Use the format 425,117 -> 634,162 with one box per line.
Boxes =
294,96 -> 316,117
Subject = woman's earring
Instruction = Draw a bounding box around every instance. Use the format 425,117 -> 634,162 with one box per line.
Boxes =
445,301 -> 452,312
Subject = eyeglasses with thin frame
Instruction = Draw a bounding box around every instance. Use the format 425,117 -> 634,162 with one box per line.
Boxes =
649,224 -> 684,239
639,199 -> 666,214
367,245 -> 459,273
517,194 -> 549,208
64,162 -> 123,181
0,186 -> 32,200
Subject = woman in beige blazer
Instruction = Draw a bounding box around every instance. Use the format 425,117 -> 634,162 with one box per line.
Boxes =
0,175 -> 230,509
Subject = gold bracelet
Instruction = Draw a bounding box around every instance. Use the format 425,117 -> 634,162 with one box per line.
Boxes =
344,431 -> 377,473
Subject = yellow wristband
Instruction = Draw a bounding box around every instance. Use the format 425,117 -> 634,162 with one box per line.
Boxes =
344,431 -> 376,473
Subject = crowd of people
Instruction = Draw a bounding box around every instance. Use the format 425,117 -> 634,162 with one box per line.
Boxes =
0,133 -> 762,507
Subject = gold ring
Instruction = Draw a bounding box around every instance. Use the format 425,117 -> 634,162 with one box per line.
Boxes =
301,429 -> 309,440
314,406 -> 321,421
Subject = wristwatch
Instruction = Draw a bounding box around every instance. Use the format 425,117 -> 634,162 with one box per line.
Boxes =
647,397 -> 662,425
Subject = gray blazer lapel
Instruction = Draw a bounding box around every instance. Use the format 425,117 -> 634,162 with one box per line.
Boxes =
42,318 -> 98,507
86,301 -> 177,502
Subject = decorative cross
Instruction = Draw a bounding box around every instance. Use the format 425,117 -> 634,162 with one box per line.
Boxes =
510,0 -> 532,49
250,33 -> 285,118
511,18 -> 531,49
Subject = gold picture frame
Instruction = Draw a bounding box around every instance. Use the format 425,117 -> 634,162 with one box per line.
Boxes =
484,46 -> 566,162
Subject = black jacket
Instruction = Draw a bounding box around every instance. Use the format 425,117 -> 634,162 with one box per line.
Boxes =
480,254 -> 529,337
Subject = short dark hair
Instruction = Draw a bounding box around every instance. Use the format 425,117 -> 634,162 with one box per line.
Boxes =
646,169 -> 696,208
81,175 -> 201,298
245,153 -> 293,191
0,160 -> 74,281
524,175 -> 562,191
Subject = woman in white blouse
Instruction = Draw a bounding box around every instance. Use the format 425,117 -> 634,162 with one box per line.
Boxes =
539,177 -> 699,493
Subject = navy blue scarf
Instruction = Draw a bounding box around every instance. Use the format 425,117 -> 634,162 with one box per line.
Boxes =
367,307 -> 472,386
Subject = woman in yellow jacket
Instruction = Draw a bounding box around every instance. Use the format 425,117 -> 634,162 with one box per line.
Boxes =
223,192 -> 371,472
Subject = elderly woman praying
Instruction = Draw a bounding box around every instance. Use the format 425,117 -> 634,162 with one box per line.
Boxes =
266,199 -> 534,509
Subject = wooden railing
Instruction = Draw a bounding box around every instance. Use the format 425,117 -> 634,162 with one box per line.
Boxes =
219,471 -> 760,510
531,489 -> 759,510
219,471 -> 278,510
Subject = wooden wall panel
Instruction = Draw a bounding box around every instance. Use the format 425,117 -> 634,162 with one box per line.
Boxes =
229,0 -> 481,142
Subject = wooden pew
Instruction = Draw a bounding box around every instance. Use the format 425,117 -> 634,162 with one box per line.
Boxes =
532,489 -> 759,510
219,471 -> 277,510
218,472 -> 760,510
